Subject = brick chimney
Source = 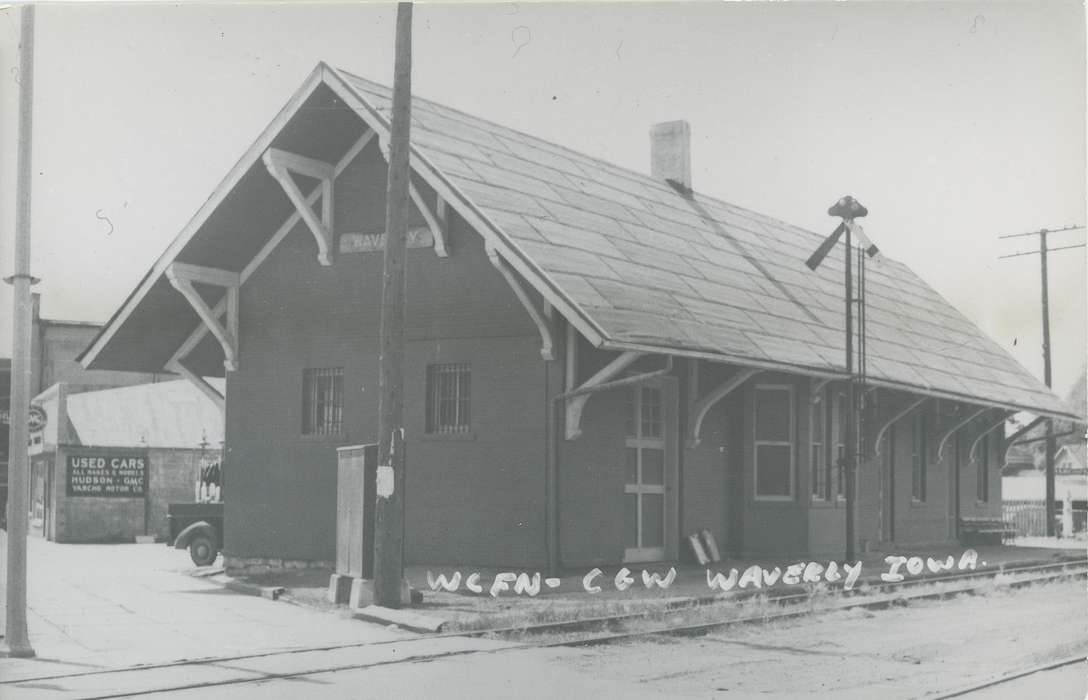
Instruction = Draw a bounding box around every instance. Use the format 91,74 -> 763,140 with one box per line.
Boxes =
650,120 -> 692,193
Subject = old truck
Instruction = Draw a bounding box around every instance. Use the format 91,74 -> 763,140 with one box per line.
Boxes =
168,502 -> 224,566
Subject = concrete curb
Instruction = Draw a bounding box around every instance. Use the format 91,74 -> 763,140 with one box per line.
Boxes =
225,579 -> 285,600
352,605 -> 447,633
203,573 -> 285,600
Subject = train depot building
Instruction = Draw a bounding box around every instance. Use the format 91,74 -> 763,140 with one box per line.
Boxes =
79,63 -> 1075,574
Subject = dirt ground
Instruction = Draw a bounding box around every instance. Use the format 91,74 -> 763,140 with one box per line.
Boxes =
558,579 -> 1088,699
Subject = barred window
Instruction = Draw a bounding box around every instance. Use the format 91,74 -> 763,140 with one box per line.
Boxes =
912,410 -> 927,502
302,368 -> 343,436
426,364 -> 471,434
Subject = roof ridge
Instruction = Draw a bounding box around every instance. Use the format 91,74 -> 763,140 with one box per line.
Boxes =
335,67 -> 859,253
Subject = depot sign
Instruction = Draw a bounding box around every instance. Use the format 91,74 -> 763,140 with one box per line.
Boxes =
67,452 -> 148,498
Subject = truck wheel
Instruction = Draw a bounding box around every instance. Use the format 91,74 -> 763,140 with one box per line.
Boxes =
189,534 -> 218,566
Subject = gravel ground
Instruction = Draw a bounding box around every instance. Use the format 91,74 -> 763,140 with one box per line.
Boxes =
560,579 -> 1087,699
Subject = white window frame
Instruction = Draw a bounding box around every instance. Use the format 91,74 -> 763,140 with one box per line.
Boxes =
753,383 -> 795,502
624,383 -> 667,562
811,386 -> 827,502
835,390 -> 847,502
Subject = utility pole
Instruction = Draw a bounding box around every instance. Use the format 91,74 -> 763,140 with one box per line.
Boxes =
999,224 -> 1085,537
3,4 -> 37,657
1039,229 -> 1055,537
372,2 -> 413,609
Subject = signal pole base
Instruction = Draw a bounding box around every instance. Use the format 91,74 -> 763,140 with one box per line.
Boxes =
0,641 -> 36,658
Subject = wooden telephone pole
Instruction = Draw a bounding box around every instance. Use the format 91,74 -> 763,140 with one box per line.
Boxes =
3,4 -> 37,657
372,2 -> 413,609
999,224 -> 1085,536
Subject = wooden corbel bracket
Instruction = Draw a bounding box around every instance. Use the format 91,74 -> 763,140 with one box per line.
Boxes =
935,407 -> 988,462
165,262 -> 240,372
689,368 -> 759,447
487,245 -> 554,360
263,147 -> 336,266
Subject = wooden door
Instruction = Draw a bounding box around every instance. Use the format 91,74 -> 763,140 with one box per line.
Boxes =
623,380 -> 677,563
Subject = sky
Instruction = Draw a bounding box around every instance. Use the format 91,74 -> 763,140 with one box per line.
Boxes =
0,1 -> 1084,396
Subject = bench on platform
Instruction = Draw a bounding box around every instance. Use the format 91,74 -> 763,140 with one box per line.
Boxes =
960,516 -> 1018,545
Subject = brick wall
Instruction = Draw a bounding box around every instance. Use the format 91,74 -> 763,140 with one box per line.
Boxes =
224,144 -> 548,567
47,446 -> 209,543
148,448 -> 215,541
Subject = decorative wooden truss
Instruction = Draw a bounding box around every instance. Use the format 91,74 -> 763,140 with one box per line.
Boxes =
377,136 -> 449,258
486,244 -> 554,360
164,263 -> 239,414
689,367 -> 760,447
564,350 -> 644,440
262,148 -> 337,266
872,396 -> 927,457
968,411 -> 1010,463
809,378 -> 832,404
935,407 -> 988,462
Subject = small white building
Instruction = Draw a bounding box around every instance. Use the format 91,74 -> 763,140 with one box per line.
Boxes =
29,378 -> 224,543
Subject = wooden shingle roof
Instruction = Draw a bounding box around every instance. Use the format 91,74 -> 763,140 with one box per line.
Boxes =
79,63 -> 1072,418
338,70 -> 1068,416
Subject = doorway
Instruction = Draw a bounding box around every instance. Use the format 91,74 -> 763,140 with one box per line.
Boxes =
623,380 -> 677,563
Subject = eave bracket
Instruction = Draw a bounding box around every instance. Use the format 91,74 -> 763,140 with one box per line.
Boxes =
565,351 -> 644,440
690,368 -> 759,447
969,411 -> 1009,463
263,148 -> 336,266
166,262 -> 240,372
378,136 -> 449,258
487,246 -> 553,360
873,397 -> 927,457
936,407 -> 988,462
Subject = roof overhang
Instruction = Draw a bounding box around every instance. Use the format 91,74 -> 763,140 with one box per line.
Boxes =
79,62 -> 1079,425
603,339 -> 1078,421
80,62 -> 606,376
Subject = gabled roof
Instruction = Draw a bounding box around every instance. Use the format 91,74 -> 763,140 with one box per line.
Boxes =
81,62 -> 1074,419
56,379 -> 224,449
1056,443 -> 1086,472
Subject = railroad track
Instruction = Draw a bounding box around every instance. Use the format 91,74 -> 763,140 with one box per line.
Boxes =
3,558 -> 1084,698
459,557 -> 1088,642
926,653 -> 1086,699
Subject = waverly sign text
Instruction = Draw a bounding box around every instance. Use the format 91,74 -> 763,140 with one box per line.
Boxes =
426,550 -> 986,597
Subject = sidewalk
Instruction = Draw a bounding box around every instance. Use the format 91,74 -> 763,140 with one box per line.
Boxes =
0,534 -> 409,678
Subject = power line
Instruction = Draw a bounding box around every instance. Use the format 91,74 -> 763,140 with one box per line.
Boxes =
998,243 -> 1086,259
996,224 -> 1077,537
997,224 -> 1085,240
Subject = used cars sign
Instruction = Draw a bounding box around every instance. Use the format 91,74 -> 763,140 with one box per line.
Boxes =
67,452 -> 148,498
